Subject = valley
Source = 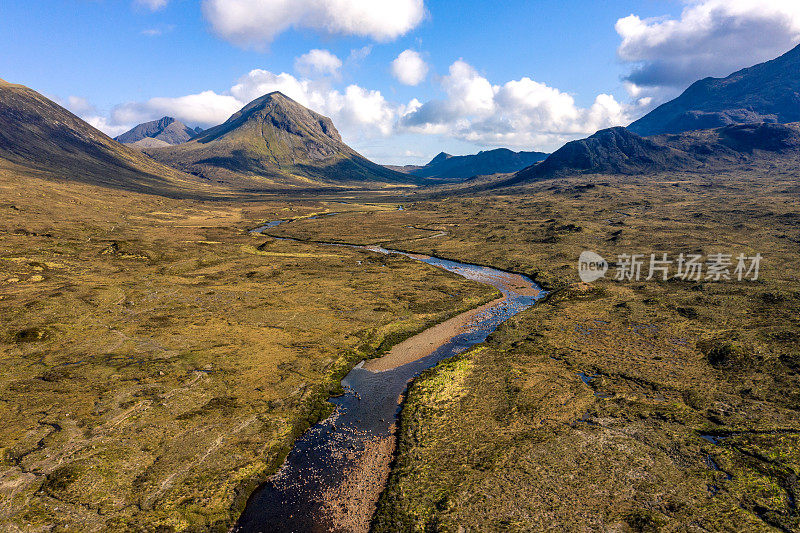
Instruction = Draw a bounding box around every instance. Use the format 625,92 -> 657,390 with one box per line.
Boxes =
2,23 -> 800,533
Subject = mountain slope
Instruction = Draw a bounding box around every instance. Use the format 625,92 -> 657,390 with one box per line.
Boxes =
397,148 -> 549,181
504,123 -> 800,186
115,116 -> 201,146
0,78 -> 208,196
629,44 -> 800,136
511,127 -> 693,183
147,92 -> 416,188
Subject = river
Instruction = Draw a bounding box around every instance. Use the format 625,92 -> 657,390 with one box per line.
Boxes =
233,220 -> 545,532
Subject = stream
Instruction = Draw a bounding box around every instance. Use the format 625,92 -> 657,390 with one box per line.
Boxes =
233,219 -> 545,532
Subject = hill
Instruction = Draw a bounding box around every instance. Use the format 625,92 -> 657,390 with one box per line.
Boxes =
391,148 -> 548,181
505,123 -> 800,186
115,116 -> 202,146
147,92 -> 417,188
628,44 -> 800,136
0,78 -> 210,196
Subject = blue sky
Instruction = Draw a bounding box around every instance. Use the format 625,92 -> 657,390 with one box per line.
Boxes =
2,1 -> 799,164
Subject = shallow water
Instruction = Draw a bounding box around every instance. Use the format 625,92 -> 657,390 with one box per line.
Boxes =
234,223 -> 545,532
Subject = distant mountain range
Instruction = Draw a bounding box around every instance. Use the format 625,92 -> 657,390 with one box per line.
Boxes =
115,116 -> 202,148
145,92 -> 416,188
0,78 -> 205,196
389,148 -> 548,181
628,44 -> 800,137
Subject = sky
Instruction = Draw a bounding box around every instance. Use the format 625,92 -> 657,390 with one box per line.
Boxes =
2,0 -> 800,164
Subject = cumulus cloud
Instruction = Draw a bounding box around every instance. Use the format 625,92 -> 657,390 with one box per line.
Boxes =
400,60 -> 629,149
59,96 -> 132,137
294,49 -> 343,78
85,117 -> 133,138
391,50 -> 429,86
230,70 -> 313,106
135,0 -> 168,11
86,56 -> 630,153
616,0 -> 800,90
111,91 -> 243,127
201,0 -> 426,48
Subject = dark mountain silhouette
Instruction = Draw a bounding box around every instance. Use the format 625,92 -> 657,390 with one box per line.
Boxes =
391,148 -> 548,181
0,78 -> 205,196
504,123 -> 800,186
147,92 -> 416,187
115,116 -> 201,146
629,44 -> 800,136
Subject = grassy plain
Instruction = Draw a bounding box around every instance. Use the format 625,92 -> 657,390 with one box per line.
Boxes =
269,169 -> 800,531
0,169 -> 496,531
3,161 -> 799,532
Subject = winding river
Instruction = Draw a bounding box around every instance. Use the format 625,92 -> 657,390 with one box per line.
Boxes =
234,220 -> 545,532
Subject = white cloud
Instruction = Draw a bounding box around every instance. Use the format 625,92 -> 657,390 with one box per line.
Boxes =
616,0 -> 800,89
84,56 -> 630,154
85,117 -> 133,138
103,60 -> 627,151
201,0 -> 426,48
59,96 -> 131,138
444,60 -> 496,114
391,50 -> 429,86
65,96 -> 97,116
328,85 -> 396,136
136,0 -> 168,11
400,60 -> 630,150
111,91 -> 243,127
294,49 -> 343,78
229,70 -> 314,106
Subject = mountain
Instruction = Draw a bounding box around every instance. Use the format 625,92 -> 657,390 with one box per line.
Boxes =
115,116 -> 201,146
511,127 -> 692,182
391,148 -> 549,181
658,122 -> 800,159
147,92 -> 416,188
628,44 -> 800,137
0,78 -> 207,196
504,123 -> 800,186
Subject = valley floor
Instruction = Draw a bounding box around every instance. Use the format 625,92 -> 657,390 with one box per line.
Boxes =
2,164 -> 799,532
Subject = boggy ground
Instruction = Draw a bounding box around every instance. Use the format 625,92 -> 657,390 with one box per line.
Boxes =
271,168 -> 800,531
0,170 -> 497,531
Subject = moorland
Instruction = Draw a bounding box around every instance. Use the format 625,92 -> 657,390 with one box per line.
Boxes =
2,42 -> 800,533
